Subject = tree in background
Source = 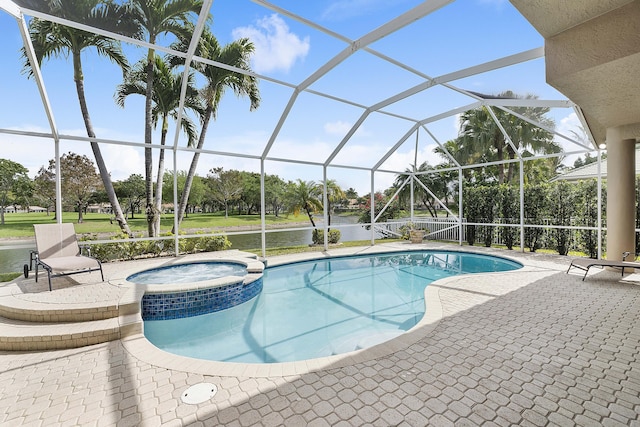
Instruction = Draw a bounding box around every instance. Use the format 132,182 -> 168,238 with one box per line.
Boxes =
321,179 -> 345,229
345,188 -> 358,199
33,164 -> 57,216
0,159 -> 31,225
357,192 -> 399,231
115,174 -> 146,219
239,171 -> 261,215
162,171 -> 205,218
286,180 -> 323,228
265,175 -> 287,217
22,0 -> 132,235
453,91 -> 556,185
59,152 -> 101,223
206,167 -> 243,218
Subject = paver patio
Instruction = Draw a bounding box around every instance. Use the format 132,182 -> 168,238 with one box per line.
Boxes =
1,243 -> 639,426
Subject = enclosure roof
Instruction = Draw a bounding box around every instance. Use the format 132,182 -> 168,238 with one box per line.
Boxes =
2,0 -> 632,192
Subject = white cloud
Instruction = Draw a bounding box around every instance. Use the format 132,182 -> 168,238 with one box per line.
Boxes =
232,15 -> 310,74
554,111 -> 594,167
323,120 -> 371,137
324,120 -> 351,136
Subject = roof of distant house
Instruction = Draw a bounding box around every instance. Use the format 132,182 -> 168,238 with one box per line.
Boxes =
553,150 -> 640,181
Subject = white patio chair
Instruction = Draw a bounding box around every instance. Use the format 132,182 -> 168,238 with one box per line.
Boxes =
29,223 -> 103,291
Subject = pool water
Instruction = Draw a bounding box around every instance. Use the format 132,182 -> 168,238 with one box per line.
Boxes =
143,251 -> 521,363
127,261 -> 247,285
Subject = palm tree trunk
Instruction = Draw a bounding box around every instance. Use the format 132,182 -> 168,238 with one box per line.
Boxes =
144,48 -> 157,237
154,118 -> 168,235
496,133 -> 505,184
72,50 -> 132,236
172,108 -> 212,234
506,146 -> 516,184
305,206 -> 317,228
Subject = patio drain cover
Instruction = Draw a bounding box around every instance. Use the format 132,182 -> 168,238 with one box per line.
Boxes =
181,383 -> 218,405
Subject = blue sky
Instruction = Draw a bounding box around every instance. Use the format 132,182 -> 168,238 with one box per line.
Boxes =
0,0 -> 584,195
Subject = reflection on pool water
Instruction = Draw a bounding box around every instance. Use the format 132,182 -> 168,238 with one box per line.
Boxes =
127,261 -> 247,285
143,251 -> 521,363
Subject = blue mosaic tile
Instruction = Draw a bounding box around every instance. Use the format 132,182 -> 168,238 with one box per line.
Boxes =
142,277 -> 263,321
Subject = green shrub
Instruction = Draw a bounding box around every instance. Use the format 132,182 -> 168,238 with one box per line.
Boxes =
82,232 -> 231,262
196,234 -> 232,252
312,228 -> 341,244
463,186 -> 481,245
524,184 -> 547,252
498,185 -> 519,250
548,181 -> 576,255
575,179 -> 600,258
478,186 -> 498,247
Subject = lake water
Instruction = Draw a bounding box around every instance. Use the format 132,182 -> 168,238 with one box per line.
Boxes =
0,216 -> 382,274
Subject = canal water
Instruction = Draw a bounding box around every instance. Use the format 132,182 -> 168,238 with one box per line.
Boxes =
0,216 -> 383,274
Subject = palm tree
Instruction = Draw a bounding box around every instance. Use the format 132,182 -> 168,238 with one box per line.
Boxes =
115,54 -> 202,235
288,180 -> 323,228
394,162 -> 451,217
170,28 -> 260,233
21,0 -> 133,235
455,91 -> 557,184
127,0 -> 204,236
321,179 -> 345,228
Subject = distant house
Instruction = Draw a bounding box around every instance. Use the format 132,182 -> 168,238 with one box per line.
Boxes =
2,206 -> 47,213
86,203 -> 112,214
553,150 -> 640,182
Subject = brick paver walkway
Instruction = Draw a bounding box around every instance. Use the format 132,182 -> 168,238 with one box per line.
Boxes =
1,245 -> 639,426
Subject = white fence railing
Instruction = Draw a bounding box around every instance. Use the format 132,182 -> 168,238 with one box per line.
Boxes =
382,217 -> 464,242
378,216 -> 604,248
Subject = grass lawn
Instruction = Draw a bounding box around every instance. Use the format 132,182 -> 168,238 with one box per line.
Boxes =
0,211 -> 309,239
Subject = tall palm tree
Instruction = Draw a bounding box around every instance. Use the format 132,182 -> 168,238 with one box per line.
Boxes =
321,179 -> 345,228
21,0 -> 133,235
127,0 -> 204,236
288,179 -> 323,228
115,54 -> 202,235
170,28 -> 260,233
456,91 -> 557,184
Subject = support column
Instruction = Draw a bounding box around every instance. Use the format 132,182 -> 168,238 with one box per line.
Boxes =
605,127 -> 636,261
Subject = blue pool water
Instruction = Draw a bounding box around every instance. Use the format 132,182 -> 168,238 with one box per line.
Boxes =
143,251 -> 521,363
127,261 -> 247,285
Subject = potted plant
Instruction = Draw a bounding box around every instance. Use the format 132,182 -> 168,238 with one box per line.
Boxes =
400,222 -> 428,243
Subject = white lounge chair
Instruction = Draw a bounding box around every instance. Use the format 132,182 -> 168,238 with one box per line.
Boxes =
29,223 -> 103,291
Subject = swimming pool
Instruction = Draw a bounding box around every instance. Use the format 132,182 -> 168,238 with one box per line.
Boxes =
143,250 -> 521,363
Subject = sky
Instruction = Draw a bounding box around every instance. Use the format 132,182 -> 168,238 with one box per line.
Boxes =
0,0 -> 589,196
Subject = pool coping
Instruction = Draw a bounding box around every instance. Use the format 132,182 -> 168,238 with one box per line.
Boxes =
119,244 -> 535,377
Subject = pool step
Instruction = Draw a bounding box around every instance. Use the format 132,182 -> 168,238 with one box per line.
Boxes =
0,315 -> 121,351
0,279 -> 142,351
0,311 -> 142,351
0,298 -> 121,323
